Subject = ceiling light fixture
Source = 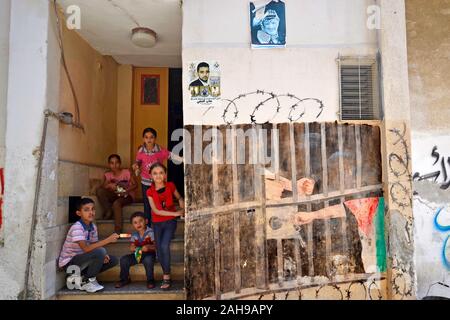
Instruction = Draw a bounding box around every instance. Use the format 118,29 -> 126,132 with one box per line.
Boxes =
131,27 -> 157,48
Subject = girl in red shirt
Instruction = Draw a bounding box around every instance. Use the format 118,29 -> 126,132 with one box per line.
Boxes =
146,162 -> 184,290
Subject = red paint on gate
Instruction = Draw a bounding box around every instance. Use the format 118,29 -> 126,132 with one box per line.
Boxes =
344,197 -> 379,237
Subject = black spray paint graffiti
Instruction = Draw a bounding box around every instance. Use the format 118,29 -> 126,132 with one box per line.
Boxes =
413,146 -> 450,190
203,90 -> 324,125
391,259 -> 414,299
388,124 -> 412,209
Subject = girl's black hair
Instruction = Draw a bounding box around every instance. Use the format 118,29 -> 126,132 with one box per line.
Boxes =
108,154 -> 121,163
149,162 -> 167,174
142,127 -> 157,138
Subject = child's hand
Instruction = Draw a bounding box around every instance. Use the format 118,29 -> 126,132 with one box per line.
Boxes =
108,233 -> 120,243
106,183 -> 117,191
142,244 -> 156,252
130,243 -> 136,252
104,255 -> 111,264
177,209 -> 185,217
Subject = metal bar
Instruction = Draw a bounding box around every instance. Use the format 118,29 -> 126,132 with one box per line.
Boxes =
212,126 -> 221,299
321,123 -> 332,278
290,123 -> 302,281
231,126 -> 241,294
219,273 -> 385,300
277,239 -> 284,286
254,125 -> 268,289
272,124 -> 280,181
187,185 -> 383,221
304,123 -> 314,277
337,124 -> 349,258
290,123 -> 298,201
233,211 -> 241,293
213,216 -> 221,299
355,125 -> 362,189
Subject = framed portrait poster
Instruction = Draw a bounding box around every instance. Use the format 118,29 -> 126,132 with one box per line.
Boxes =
141,74 -> 160,105
250,0 -> 286,49
188,61 -> 221,105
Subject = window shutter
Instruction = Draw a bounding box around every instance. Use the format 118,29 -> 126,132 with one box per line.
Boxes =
338,56 -> 381,120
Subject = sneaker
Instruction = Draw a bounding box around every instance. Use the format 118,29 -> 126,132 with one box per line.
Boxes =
66,274 -> 82,290
80,278 -> 104,293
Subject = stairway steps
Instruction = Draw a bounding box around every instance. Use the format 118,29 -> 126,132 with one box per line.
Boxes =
96,218 -> 185,238
104,238 -> 184,263
97,262 -> 184,282
57,281 -> 185,300
122,203 -> 148,220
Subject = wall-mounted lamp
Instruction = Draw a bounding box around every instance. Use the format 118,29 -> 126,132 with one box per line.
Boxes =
131,27 -> 157,48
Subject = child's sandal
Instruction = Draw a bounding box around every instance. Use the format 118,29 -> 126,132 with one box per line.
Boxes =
147,280 -> 155,289
160,278 -> 171,290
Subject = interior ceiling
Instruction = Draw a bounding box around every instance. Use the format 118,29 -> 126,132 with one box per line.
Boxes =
57,0 -> 182,67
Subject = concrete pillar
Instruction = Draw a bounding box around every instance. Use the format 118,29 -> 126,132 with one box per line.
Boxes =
378,0 -> 416,299
0,0 -> 10,170
0,0 -> 60,299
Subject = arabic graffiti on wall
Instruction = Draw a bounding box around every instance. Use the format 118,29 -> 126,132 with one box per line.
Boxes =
413,146 -> 450,190
434,207 -> 450,270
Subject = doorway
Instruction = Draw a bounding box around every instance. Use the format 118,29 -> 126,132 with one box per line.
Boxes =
132,67 -> 184,200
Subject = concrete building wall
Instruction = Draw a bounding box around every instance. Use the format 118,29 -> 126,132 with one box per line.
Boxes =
117,65 -> 133,168
0,0 -> 61,299
182,0 -> 378,125
0,0 -> 11,242
58,19 -> 118,167
0,0 -> 10,163
406,0 -> 450,299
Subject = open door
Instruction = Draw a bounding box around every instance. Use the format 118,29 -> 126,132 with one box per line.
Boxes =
132,67 -> 169,199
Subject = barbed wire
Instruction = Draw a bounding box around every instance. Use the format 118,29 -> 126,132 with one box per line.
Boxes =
204,90 -> 324,125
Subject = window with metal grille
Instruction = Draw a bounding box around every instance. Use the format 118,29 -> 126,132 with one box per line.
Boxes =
338,56 -> 381,120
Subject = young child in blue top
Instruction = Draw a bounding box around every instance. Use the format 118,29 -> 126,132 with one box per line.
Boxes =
115,212 -> 156,289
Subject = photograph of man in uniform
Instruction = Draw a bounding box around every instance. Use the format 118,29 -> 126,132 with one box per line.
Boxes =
250,0 -> 286,48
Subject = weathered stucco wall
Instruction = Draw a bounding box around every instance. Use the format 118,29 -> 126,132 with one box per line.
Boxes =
0,0 -> 60,299
58,19 -> 118,167
182,0 -> 378,126
0,0 -> 10,241
406,0 -> 450,299
117,65 -> 133,168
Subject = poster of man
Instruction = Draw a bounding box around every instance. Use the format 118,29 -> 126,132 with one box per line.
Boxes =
250,0 -> 286,48
188,61 -> 221,105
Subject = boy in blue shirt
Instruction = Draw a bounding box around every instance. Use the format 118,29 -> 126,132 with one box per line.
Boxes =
115,212 -> 156,289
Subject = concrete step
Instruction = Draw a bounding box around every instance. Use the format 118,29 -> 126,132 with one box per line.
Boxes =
122,203 -> 146,220
96,218 -> 185,238
57,281 -> 185,300
104,238 -> 184,263
97,262 -> 185,282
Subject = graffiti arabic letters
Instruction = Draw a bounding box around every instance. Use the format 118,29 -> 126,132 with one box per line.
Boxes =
413,146 -> 450,190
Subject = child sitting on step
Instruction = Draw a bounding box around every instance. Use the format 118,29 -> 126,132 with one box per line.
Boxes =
59,198 -> 119,293
115,212 -> 157,289
96,154 -> 137,234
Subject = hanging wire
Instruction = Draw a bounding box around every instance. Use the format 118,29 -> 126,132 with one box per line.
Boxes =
52,0 -> 84,132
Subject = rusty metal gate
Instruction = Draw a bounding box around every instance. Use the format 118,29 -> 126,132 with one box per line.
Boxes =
184,122 -> 385,300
